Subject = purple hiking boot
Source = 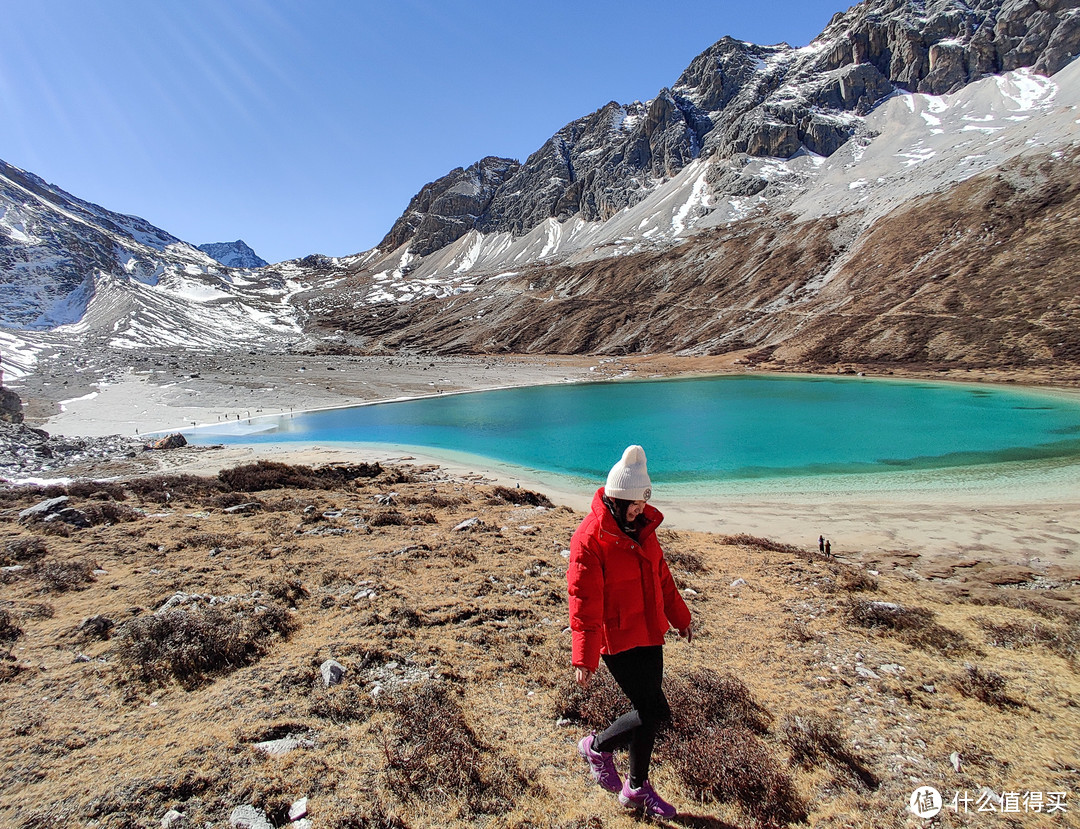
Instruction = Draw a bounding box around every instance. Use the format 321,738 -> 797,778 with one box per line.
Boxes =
577,733 -> 622,793
619,779 -> 677,817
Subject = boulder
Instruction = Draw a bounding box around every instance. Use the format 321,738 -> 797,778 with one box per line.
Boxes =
320,658 -> 345,687
19,496 -> 70,522
144,433 -> 187,451
0,387 -> 23,424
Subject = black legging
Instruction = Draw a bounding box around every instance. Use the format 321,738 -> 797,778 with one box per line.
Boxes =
593,645 -> 671,787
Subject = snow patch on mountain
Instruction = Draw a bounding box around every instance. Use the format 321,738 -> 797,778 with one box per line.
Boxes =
197,239 -> 270,268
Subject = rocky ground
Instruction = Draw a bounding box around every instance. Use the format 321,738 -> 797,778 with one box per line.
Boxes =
0,461 -> 1077,828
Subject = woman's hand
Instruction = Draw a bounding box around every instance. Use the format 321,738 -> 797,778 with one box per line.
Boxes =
678,622 -> 694,644
575,667 -> 593,687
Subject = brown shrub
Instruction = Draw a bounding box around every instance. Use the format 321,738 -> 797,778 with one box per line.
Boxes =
64,481 -> 128,500
400,492 -> 469,509
977,616 -> 1079,666
665,548 -> 707,573
779,712 -> 878,789
717,534 -> 804,555
262,577 -> 309,608
0,608 -> 23,643
953,663 -> 1017,708
837,566 -> 878,592
553,666 -> 625,728
489,486 -> 553,508
666,726 -> 807,827
124,473 -> 225,502
845,598 -> 972,655
379,681 -> 533,814
217,461 -> 383,492
2,536 -> 48,565
369,509 -> 407,527
76,615 -> 115,641
178,532 -> 232,550
665,668 -> 772,735
114,601 -> 297,688
309,683 -> 372,724
33,559 -> 96,593
79,501 -> 140,526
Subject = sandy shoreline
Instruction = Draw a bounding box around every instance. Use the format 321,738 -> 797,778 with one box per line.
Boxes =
15,352 -> 1080,574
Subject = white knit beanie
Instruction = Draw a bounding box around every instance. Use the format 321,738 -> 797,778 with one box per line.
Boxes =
604,445 -> 652,501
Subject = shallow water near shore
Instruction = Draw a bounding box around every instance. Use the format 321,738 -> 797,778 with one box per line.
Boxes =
188,374 -> 1080,492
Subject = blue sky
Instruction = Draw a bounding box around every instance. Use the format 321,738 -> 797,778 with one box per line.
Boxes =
1,0 -> 848,264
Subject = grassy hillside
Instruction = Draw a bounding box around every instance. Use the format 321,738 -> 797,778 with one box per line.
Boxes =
1,462 -> 1077,828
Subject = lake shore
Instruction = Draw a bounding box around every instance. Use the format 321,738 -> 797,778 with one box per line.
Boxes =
15,352 -> 1080,580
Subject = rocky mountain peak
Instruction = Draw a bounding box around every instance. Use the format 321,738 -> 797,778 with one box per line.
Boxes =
378,156 -> 520,256
378,0 -> 1079,260
196,240 -> 269,268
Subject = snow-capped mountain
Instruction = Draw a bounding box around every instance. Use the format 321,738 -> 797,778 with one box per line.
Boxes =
298,8 -> 1080,367
197,240 -> 269,269
0,159 -> 304,362
1,0 -> 1077,377
368,0 -> 1080,267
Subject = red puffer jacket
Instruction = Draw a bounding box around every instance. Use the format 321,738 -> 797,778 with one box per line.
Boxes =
567,488 -> 692,672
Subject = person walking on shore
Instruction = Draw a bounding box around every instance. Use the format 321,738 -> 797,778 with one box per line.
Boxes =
567,445 -> 693,818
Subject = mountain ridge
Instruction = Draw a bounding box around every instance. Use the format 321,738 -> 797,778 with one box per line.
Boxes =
0,0 -> 1077,381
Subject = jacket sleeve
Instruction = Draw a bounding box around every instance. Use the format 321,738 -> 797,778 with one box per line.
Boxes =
659,555 -> 692,632
567,525 -> 604,672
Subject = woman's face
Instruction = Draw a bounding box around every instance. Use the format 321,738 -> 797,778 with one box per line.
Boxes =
626,499 -> 647,521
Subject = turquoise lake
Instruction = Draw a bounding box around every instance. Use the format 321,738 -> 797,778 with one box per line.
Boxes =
187,375 -> 1080,487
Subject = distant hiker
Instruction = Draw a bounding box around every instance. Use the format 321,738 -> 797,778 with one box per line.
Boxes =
567,444 -> 692,818
819,535 -> 825,554
825,539 -> 832,557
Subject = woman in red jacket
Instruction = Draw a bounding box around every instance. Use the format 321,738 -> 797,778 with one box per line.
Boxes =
567,444 -> 693,818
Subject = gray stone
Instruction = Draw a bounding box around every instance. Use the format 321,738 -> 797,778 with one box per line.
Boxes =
254,735 -> 314,756
230,805 -> 273,829
19,496 -> 70,522
44,507 -> 91,528
452,517 -> 481,532
223,503 -> 261,515
320,658 -> 346,687
161,809 -> 185,828
288,798 -> 309,821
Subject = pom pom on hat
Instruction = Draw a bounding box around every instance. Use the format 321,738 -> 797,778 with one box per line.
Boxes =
605,444 -> 652,501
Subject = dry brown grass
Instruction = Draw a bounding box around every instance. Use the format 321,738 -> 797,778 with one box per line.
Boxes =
0,463 -> 1077,828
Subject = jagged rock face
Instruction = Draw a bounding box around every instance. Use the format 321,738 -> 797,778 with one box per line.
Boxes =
382,0 -> 1079,256
314,147 -> 1080,369
379,157 -> 520,256
476,97 -> 708,234
197,240 -> 269,268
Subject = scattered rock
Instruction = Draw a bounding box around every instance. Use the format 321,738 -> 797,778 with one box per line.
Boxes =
950,751 -> 962,772
44,507 -> 92,528
855,666 -> 880,680
161,809 -> 185,828
730,578 -> 747,588
320,658 -> 345,687
230,805 -> 273,829
452,517 -> 481,532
